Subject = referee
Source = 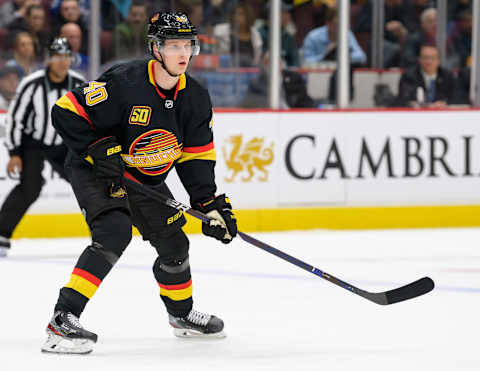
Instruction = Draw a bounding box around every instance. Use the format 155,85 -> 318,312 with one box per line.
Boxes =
0,38 -> 85,256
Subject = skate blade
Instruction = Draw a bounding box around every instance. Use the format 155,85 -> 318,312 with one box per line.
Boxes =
0,247 -> 9,258
41,333 -> 94,355
173,328 -> 227,339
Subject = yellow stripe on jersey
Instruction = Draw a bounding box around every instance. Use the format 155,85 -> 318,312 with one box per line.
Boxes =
56,94 -> 79,115
177,148 -> 216,163
148,59 -> 186,91
178,73 -> 186,91
147,59 -> 156,86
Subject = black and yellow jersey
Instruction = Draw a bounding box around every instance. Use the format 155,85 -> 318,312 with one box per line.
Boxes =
52,59 -> 216,205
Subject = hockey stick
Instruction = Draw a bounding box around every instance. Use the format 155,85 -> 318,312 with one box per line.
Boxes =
123,172 -> 434,305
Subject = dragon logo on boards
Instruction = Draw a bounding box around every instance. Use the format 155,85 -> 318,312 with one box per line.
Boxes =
222,135 -> 274,183
123,129 -> 182,176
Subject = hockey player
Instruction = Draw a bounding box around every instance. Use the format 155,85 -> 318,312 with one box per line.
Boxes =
0,38 -> 85,256
42,12 -> 238,354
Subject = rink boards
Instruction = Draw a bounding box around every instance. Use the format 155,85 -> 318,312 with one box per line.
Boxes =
1,109 -> 480,237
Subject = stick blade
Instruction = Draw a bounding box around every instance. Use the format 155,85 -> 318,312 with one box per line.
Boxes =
384,276 -> 435,305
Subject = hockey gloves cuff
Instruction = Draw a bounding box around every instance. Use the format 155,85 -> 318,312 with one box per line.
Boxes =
85,137 -> 126,198
195,194 -> 237,244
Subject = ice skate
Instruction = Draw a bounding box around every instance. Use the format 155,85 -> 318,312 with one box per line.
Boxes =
169,309 -> 226,339
41,311 -> 98,354
0,236 -> 10,257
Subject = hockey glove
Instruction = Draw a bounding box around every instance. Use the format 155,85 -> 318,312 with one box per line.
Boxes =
85,137 -> 126,198
195,194 -> 237,244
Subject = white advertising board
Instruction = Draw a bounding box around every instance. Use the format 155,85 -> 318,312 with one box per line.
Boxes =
0,113 -> 78,214
1,110 -> 480,214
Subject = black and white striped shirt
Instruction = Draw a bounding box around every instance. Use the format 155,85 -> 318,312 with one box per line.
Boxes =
5,69 -> 85,155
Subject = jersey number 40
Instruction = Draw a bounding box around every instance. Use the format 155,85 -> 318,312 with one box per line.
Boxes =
83,81 -> 108,106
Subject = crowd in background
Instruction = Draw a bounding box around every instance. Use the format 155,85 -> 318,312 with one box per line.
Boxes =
0,0 -> 474,109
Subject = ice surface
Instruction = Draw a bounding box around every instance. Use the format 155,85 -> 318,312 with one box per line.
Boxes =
0,228 -> 478,371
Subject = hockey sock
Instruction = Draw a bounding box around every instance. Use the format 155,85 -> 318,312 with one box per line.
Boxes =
154,255 -> 193,318
55,243 -> 119,317
55,210 -> 131,316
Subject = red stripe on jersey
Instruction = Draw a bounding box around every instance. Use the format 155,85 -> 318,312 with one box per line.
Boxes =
151,63 -> 166,99
66,92 -> 95,130
72,268 -> 101,287
173,79 -> 180,101
158,279 -> 192,290
183,142 -> 214,153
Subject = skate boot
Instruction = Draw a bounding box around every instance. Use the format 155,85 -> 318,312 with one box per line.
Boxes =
41,311 -> 98,354
0,236 -> 10,257
169,308 -> 226,338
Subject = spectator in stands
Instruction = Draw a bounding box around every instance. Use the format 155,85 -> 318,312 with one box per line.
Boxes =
110,1 -> 149,61
50,0 -> 89,21
52,0 -> 88,54
213,1 -> 263,67
396,45 -> 455,107
204,0 -> 236,26
448,0 -> 471,22
292,0 -> 335,47
355,0 -> 409,67
5,32 -> 40,78
8,3 -> 49,59
401,7 -> 437,68
0,66 -> 20,110
447,8 -> 472,69
59,22 -> 88,77
0,0 -> 37,29
302,7 -> 366,67
101,1 -> 126,31
258,1 -> 299,67
403,0 -> 433,32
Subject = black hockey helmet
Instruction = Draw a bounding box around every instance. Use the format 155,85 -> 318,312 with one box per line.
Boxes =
48,37 -> 72,56
147,11 -> 200,57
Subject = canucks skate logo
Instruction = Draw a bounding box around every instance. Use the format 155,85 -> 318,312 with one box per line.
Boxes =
222,135 -> 274,183
122,129 -> 182,176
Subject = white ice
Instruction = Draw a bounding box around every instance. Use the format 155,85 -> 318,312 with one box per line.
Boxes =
0,228 -> 479,371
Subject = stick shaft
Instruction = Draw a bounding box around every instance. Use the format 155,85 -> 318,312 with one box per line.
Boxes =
123,173 -> 434,305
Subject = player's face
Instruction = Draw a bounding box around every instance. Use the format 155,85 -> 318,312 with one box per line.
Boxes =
49,54 -> 71,79
159,39 -> 192,74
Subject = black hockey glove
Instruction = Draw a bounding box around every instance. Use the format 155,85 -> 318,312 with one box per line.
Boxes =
195,194 -> 237,244
85,137 -> 126,198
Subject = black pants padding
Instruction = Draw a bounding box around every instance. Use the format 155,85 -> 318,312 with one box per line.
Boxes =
59,153 -> 191,317
0,138 -> 68,238
91,209 -> 132,258
150,227 -> 190,262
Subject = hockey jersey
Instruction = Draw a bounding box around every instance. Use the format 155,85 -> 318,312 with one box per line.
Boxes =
52,59 -> 217,205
